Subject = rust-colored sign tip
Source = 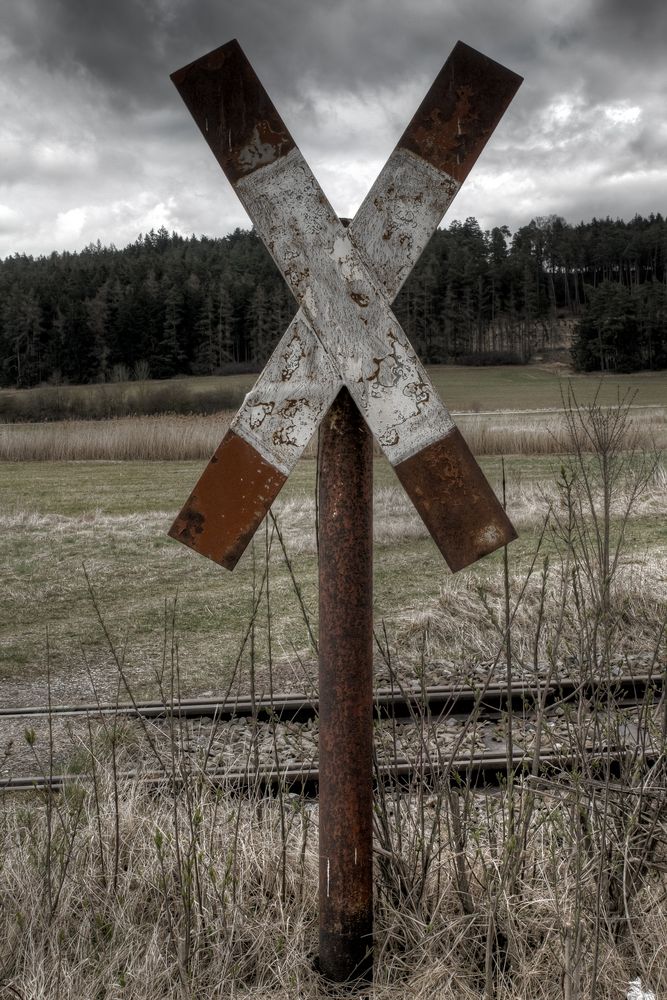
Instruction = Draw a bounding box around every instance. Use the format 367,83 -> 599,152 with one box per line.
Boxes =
397,40 -> 522,183
394,428 -> 517,572
170,38 -> 295,183
170,38 -> 241,84
168,429 -> 287,570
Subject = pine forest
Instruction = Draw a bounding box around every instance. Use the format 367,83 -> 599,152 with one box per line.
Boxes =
2,212 -> 667,389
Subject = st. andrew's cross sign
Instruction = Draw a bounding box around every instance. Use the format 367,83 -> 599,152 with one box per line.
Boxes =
168,39 -> 521,984
169,39 -> 521,573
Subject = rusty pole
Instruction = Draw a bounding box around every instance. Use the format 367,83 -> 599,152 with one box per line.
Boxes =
318,385 -> 374,983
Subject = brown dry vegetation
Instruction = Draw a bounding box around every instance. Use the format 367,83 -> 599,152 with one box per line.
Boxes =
0,375 -> 250,423
0,727 -> 665,1000
1,405 -> 665,462
0,391 -> 665,999
0,412 -> 234,462
0,520 -> 664,999
2,366 -> 667,424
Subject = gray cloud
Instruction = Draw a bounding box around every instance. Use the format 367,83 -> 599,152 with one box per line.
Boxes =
1,0 -> 666,258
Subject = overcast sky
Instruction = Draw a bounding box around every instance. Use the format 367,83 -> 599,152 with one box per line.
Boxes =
1,0 -> 666,259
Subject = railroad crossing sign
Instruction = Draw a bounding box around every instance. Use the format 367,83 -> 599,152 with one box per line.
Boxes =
168,39 -> 521,984
169,39 -> 521,572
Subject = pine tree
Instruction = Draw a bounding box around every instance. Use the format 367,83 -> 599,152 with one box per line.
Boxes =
85,283 -> 110,381
572,280 -> 639,371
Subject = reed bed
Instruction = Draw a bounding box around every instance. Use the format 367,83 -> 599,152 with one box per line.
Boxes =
459,404 -> 666,456
1,406 -> 665,461
0,412 -> 233,462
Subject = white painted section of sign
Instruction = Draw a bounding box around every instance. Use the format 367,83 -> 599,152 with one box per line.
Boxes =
353,147 -> 460,300
230,149 -> 460,471
231,315 -> 341,474
236,147 -> 455,465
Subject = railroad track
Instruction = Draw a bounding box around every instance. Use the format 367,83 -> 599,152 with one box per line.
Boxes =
1,673 -> 662,795
0,673 -> 661,723
1,747 -> 661,796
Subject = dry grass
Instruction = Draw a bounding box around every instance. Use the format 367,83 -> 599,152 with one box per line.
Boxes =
0,375 -> 250,423
0,657 -> 665,999
0,389 -> 665,998
1,405 -> 665,462
458,404 -> 666,455
0,413 -> 233,462
383,554 -> 667,690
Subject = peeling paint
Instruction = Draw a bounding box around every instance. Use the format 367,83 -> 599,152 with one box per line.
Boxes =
353,148 -> 460,299
331,234 -> 365,282
169,39 -> 521,570
279,331 -> 307,381
236,148 -> 456,465
280,397 -> 309,418
248,401 -> 274,428
378,427 -> 399,447
178,44 -> 518,484
231,315 -> 340,474
238,124 -> 283,172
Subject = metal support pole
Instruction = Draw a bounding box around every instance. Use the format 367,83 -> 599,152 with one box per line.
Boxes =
318,385 -> 374,983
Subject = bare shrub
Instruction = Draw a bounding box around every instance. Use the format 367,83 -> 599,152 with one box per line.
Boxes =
110,363 -> 131,384
372,388 -> 666,1000
132,360 -> 151,381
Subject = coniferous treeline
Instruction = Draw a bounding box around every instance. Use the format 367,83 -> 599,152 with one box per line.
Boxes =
1,212 -> 666,388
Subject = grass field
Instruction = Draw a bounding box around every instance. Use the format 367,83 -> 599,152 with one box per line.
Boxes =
430,364 -> 667,409
0,455 -> 517,700
1,370 -> 666,1000
1,365 -> 665,704
2,364 -> 667,422
1,448 -> 664,706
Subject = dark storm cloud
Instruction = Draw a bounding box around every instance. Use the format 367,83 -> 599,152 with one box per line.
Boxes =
4,0 -> 173,109
3,0 -> 540,114
1,0 -> 666,257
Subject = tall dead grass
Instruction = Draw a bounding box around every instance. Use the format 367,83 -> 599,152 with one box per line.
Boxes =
458,404 -> 666,456
0,413 -> 233,462
0,389 -> 664,999
0,735 -> 664,999
1,406 -> 665,461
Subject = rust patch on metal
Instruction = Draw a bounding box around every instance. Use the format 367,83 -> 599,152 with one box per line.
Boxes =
168,429 -> 287,570
170,39 -> 295,183
398,40 -> 522,183
394,427 -> 517,572
318,388 -> 373,982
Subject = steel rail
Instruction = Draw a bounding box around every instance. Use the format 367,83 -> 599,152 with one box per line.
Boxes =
1,673 -> 662,723
1,746 -> 661,796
